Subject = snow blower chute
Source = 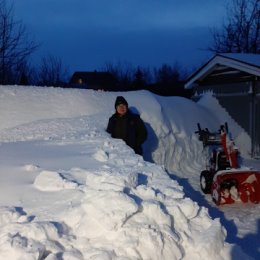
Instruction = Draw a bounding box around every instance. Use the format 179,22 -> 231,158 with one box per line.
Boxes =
196,122 -> 260,205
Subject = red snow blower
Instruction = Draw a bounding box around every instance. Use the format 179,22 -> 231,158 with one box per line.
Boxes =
196,123 -> 260,205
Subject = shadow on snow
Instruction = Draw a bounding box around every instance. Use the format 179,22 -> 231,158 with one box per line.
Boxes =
168,172 -> 260,260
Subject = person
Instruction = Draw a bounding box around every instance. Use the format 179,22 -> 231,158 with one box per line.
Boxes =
106,96 -> 147,155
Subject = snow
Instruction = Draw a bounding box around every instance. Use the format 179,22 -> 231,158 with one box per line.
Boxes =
220,53 -> 260,67
0,85 -> 259,260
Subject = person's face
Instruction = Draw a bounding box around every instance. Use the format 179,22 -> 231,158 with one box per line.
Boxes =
116,104 -> 127,116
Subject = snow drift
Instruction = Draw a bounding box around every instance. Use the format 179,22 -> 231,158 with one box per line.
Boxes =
0,85 -> 252,260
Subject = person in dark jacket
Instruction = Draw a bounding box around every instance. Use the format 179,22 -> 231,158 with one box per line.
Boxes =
106,96 -> 147,155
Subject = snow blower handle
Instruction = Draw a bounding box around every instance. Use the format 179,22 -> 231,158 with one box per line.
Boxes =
195,123 -> 205,142
195,123 -> 202,134
195,123 -> 211,146
220,122 -> 229,134
225,122 -> 229,133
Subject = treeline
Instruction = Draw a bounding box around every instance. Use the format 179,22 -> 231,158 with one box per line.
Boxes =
10,56 -> 194,98
102,62 -> 193,97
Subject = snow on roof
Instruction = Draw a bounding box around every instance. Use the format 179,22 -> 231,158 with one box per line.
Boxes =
219,53 -> 260,67
185,53 -> 260,89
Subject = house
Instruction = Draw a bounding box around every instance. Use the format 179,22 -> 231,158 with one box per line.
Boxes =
69,71 -> 117,91
185,53 -> 260,158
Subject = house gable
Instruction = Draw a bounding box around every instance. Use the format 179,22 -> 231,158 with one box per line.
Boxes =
184,53 -> 260,158
185,54 -> 260,89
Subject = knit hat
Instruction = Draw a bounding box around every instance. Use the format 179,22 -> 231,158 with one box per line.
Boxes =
115,96 -> 128,109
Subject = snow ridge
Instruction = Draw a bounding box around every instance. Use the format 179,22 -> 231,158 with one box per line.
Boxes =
0,117 -> 232,260
0,86 -> 253,259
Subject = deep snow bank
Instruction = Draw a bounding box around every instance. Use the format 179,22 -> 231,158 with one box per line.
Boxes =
0,118 -> 244,260
0,85 -> 252,259
150,93 -> 251,177
0,85 -> 249,172
0,85 -> 113,130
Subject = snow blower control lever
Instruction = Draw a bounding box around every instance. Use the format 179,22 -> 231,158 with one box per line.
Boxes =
196,123 -> 222,147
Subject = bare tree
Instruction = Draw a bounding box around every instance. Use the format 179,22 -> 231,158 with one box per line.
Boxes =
209,0 -> 260,53
104,61 -> 135,90
154,62 -> 186,86
36,55 -> 69,87
0,0 -> 38,84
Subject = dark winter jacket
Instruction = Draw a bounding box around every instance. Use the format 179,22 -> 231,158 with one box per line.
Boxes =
106,111 -> 147,155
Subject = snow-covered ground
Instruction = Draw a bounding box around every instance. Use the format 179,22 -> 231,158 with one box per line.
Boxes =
0,85 -> 259,260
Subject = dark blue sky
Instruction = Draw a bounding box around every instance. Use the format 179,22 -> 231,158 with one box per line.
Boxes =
14,0 -> 227,73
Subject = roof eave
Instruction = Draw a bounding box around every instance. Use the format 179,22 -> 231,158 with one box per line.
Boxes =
185,54 -> 260,89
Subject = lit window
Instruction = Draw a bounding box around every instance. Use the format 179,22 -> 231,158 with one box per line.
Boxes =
78,78 -> 83,84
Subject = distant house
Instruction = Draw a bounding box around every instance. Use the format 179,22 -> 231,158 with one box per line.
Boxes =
69,71 -> 117,91
185,53 -> 260,158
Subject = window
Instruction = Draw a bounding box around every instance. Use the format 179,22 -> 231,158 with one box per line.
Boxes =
78,78 -> 83,84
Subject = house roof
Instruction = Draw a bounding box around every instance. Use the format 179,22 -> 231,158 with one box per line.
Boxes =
185,53 -> 260,89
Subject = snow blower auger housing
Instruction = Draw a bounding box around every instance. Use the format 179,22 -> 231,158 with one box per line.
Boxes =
196,123 -> 260,205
